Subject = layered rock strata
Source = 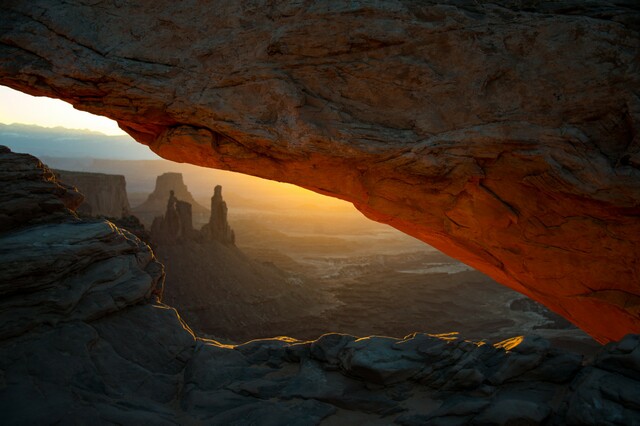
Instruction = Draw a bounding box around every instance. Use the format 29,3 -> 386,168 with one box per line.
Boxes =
0,146 -> 83,232
2,146 -> 640,424
54,169 -> 131,218
1,1 -> 638,342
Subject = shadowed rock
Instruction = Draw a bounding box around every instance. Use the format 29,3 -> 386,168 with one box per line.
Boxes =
0,146 -> 83,233
150,184 -> 235,245
150,189 -> 195,244
201,185 -> 235,245
54,169 -> 131,218
148,185 -> 325,340
133,172 -> 208,226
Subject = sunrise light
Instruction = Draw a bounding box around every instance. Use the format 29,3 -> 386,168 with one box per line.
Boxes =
0,85 -> 124,136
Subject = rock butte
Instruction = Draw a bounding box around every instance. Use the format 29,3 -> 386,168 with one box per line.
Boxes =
133,172 -> 209,226
1,1 -> 639,342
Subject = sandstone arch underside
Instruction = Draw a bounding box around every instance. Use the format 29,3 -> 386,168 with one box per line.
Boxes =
1,0 -> 639,343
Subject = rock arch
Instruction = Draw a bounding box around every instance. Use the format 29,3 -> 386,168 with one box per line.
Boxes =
1,0 -> 639,342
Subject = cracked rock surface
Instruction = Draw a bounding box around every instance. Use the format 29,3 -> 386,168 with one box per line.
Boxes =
1,146 -> 640,424
1,1 -> 639,342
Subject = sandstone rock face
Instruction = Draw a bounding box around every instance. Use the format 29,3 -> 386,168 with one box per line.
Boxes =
150,190 -> 195,244
2,146 -> 640,423
54,169 -> 131,218
201,185 -> 235,245
1,1 -> 639,342
0,146 -> 163,339
150,184 -> 234,245
133,173 -> 208,226
0,146 -> 83,232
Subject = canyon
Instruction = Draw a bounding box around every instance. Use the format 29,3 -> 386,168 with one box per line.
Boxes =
1,0 -> 638,342
135,170 -> 594,348
148,182 -> 329,341
2,145 -> 640,424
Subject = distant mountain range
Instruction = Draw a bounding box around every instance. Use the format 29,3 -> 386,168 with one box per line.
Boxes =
0,123 -> 160,160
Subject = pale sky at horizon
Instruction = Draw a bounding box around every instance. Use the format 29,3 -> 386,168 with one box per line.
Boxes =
0,85 -> 126,136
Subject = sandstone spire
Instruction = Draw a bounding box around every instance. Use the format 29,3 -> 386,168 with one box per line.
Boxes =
202,185 -> 235,245
150,190 -> 194,244
133,173 -> 208,226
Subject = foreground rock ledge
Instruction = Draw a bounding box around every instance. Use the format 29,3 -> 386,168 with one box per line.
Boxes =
1,1 -> 639,342
2,146 -> 640,425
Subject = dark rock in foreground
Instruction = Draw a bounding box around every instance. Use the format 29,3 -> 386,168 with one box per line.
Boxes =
1,146 -> 639,425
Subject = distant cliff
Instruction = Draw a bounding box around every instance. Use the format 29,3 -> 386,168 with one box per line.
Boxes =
132,172 -> 208,226
54,169 -> 131,218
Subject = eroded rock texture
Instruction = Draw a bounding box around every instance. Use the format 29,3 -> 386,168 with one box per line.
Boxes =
1,1 -> 639,342
2,146 -> 640,424
201,185 -> 235,245
150,190 -> 195,244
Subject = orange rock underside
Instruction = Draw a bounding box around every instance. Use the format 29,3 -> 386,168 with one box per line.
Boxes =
148,130 -> 640,344
1,1 -> 639,343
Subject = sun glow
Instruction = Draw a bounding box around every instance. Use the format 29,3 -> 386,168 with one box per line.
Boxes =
494,335 -> 525,351
0,84 -> 361,210
0,85 -> 125,136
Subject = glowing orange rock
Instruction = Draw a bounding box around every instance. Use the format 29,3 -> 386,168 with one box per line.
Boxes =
1,1 -> 639,342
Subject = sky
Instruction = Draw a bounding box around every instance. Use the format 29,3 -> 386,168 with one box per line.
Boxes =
0,85 -> 125,135
0,84 -> 350,206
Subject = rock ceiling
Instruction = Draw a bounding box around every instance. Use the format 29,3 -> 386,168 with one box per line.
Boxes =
1,1 -> 639,342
